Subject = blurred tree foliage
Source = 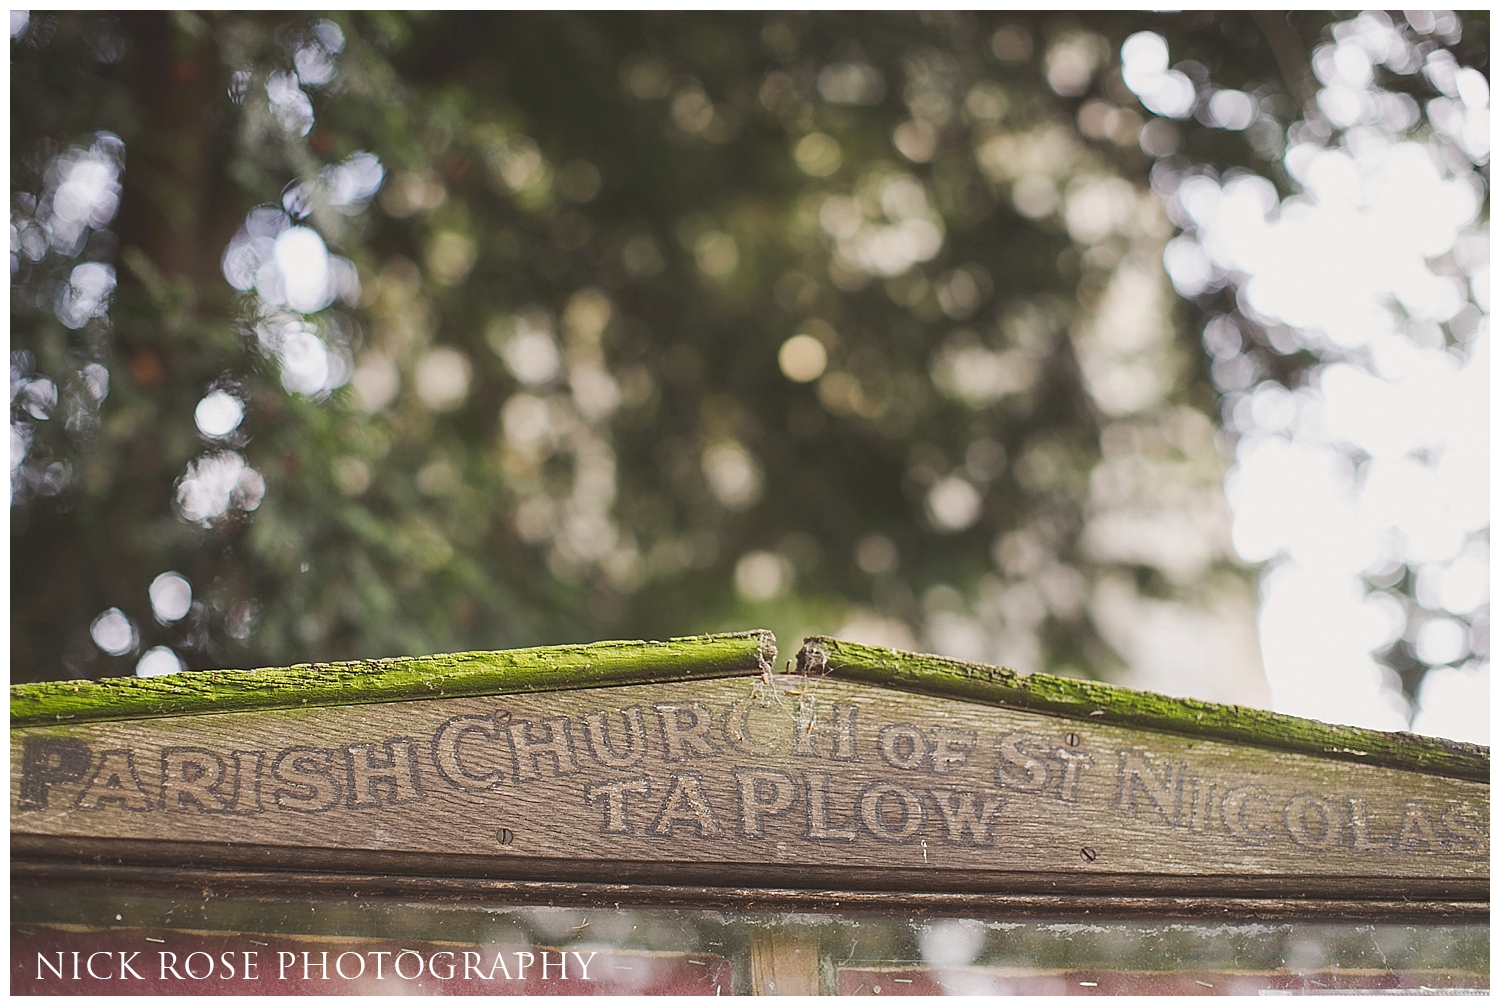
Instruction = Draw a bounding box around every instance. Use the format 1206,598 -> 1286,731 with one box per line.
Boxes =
9,12 -> 1486,696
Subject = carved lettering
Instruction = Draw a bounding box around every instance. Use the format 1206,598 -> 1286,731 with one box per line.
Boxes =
994,733 -> 1051,791
160,747 -> 230,812
226,750 -> 266,814
344,739 -> 423,808
1187,779 -> 1217,835
1284,792 -> 1343,850
859,781 -> 925,842
1347,797 -> 1395,852
582,707 -> 647,768
804,771 -> 856,841
1396,800 -> 1445,852
876,724 -> 929,771
725,699 -> 779,756
1053,747 -> 1092,802
18,738 -> 91,811
271,747 -> 341,813
651,772 -> 724,838
75,749 -> 153,812
16,684 -> 1488,876
734,768 -> 797,837
929,728 -> 976,774
653,704 -> 720,762
1221,785 -> 1274,844
1442,801 -> 1488,855
1114,751 -> 1178,824
432,713 -> 509,791
929,788 -> 1005,845
791,702 -> 858,761
507,718 -> 579,781
585,777 -> 650,834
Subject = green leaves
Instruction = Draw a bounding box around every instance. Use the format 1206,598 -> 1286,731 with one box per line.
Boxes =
21,13 -> 1453,722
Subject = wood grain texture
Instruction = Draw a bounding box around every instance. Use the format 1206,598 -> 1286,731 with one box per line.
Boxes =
750,930 -> 820,995
12,861 -> 1489,922
9,835 -> 1482,900
800,637 -> 1489,782
13,673 -> 1488,897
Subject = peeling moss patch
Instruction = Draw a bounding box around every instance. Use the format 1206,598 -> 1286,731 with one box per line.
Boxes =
11,631 -> 776,727
797,636 -> 1488,783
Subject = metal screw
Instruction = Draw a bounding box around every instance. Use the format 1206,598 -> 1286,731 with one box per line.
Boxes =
1065,732 -> 1080,747
497,828 -> 515,846
1080,846 -> 1098,862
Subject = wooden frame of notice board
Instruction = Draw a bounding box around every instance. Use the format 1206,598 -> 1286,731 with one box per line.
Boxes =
11,631 -> 1489,922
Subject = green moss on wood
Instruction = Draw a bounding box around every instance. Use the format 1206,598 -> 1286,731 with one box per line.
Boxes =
15,629 -> 1487,784
11,631 -> 775,727
798,636 -> 1489,784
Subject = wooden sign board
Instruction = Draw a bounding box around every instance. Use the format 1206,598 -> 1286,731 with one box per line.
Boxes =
11,633 -> 1488,915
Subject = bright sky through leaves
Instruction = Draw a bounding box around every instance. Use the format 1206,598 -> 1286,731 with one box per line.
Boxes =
8,12 -> 1488,746
1161,11 -> 1489,741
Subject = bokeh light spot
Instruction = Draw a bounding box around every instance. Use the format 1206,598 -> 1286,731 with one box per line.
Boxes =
194,390 -> 245,438
135,645 -> 183,678
693,231 -> 739,277
926,476 -> 982,533
735,550 -> 793,602
272,226 -> 333,313
793,132 -> 842,176
415,347 -> 472,412
148,571 -> 193,623
855,534 -> 899,576
703,442 -> 764,510
90,607 -> 137,656
778,334 -> 828,383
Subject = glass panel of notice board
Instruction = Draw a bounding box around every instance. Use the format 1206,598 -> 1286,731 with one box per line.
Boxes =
12,887 -> 1488,995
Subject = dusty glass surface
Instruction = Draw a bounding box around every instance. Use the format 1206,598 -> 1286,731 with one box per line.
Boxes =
11,885 -> 1488,995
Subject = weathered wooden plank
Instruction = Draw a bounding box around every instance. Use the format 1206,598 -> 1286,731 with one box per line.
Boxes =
9,835 -> 1483,901
12,861 -> 1488,921
12,668 -> 1487,896
750,929 -> 820,995
800,637 -> 1488,782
